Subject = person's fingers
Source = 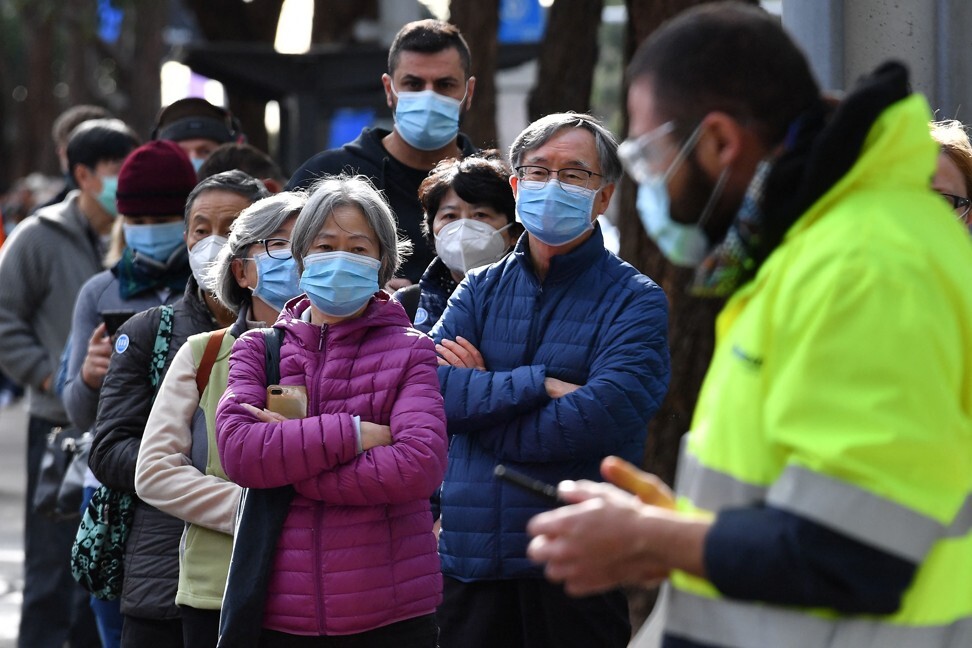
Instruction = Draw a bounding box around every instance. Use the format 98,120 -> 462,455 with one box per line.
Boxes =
435,342 -> 464,367
454,336 -> 485,367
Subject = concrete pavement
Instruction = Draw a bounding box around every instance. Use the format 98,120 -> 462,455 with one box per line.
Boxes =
0,399 -> 26,647
0,400 -> 27,648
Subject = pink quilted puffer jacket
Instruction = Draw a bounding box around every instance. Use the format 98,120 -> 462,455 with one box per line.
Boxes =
215,293 -> 447,636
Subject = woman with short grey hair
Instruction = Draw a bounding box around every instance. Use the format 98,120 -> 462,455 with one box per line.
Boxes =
212,191 -> 307,317
135,190 -> 306,648
215,173 -> 447,646
290,174 -> 411,288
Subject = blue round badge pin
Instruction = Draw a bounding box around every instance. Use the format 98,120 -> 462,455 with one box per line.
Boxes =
114,333 -> 130,354
414,307 -> 429,326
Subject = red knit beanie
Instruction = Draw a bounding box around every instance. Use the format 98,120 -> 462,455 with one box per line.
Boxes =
116,140 -> 198,217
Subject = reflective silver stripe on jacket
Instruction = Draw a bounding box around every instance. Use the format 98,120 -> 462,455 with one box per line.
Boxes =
664,587 -> 972,648
945,492 -> 972,538
767,465 -> 947,562
674,449 -> 768,511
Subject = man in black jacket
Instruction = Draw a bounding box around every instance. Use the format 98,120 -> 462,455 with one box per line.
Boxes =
286,19 -> 478,287
88,170 -> 268,647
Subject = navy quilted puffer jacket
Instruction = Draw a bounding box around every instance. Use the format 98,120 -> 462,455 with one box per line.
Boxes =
430,226 -> 670,580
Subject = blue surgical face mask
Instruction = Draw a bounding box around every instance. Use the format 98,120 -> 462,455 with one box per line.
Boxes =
392,83 -> 465,151
299,251 -> 381,318
514,180 -> 597,247
190,157 -> 205,173
123,221 -> 186,263
636,182 -> 709,268
251,252 -> 299,311
97,175 -> 118,217
622,122 -> 727,268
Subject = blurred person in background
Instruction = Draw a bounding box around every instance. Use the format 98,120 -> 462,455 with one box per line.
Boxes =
153,97 -> 244,174
0,116 -> 138,648
88,170 -> 268,647
34,104 -> 114,212
198,142 -> 287,193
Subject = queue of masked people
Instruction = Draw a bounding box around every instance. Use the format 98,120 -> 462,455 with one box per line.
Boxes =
0,7 -> 970,648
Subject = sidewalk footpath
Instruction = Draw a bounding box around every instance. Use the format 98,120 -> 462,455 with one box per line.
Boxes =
0,399 -> 27,646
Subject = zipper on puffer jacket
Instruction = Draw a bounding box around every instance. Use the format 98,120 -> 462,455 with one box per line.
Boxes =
312,322 -> 328,633
525,284 -> 543,362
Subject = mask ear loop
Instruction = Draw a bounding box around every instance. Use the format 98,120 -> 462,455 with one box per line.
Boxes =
696,165 -> 730,231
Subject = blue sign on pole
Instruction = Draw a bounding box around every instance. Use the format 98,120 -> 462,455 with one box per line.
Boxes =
499,0 -> 546,44
97,0 -> 124,44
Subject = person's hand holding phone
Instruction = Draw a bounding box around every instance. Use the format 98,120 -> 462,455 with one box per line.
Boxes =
81,322 -> 113,389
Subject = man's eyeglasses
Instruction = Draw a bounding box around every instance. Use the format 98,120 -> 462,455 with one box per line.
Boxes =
514,165 -> 602,194
618,122 -> 680,184
254,238 -> 292,260
940,192 -> 972,220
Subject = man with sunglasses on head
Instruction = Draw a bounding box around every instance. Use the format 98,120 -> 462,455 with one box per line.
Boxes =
431,112 -> 670,648
527,4 -> 972,648
286,19 -> 478,288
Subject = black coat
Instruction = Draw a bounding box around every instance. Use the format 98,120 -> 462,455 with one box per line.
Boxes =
89,278 -> 220,619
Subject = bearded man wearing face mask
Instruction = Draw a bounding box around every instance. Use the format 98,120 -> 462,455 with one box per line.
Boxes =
286,19 -> 478,289
527,4 -> 972,648
430,112 -> 670,648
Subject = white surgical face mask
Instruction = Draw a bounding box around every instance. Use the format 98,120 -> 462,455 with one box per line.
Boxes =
188,234 -> 228,291
434,219 -> 512,275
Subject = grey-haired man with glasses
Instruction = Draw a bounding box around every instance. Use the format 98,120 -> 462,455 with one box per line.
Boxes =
430,112 -> 670,648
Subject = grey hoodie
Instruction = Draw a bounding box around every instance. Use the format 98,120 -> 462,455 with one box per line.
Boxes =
0,191 -> 105,422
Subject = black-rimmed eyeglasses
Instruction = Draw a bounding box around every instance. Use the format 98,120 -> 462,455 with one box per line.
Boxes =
514,165 -> 602,194
254,238 -> 292,260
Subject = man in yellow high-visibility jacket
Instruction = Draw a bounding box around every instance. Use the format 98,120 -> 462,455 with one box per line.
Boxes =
527,3 -> 972,647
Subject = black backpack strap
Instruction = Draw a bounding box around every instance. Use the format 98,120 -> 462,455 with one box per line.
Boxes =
262,327 -> 284,386
394,284 -> 422,323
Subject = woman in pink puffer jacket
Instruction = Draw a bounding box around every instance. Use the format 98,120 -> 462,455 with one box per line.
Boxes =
215,175 -> 447,647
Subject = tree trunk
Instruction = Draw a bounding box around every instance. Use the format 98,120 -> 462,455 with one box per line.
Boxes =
448,0 -> 500,149
527,0 -> 603,121
184,0 -> 285,152
311,0 -> 378,44
15,4 -> 60,178
125,3 -> 168,138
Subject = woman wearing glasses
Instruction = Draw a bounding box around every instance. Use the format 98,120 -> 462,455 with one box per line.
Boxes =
133,192 -> 305,648
931,119 -> 972,232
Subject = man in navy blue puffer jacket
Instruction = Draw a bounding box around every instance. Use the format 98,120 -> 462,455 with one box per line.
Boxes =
431,112 -> 670,648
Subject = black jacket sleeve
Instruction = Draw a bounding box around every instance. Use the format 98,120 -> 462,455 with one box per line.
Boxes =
705,505 -> 917,615
88,309 -> 160,492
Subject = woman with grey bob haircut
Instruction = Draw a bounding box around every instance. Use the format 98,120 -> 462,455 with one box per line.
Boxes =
211,191 -> 307,315
509,112 -> 623,184
291,174 -> 411,287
